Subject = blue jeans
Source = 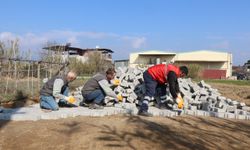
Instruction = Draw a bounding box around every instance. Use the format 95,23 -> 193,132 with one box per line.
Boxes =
83,89 -> 105,104
40,87 -> 69,110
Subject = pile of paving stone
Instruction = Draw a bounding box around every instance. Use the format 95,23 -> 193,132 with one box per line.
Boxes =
112,66 -> 250,119
70,66 -> 250,120
179,78 -> 250,119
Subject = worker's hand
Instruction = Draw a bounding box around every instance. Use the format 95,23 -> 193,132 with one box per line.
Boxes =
67,96 -> 76,104
113,79 -> 120,86
117,94 -> 123,102
175,95 -> 184,109
177,93 -> 182,98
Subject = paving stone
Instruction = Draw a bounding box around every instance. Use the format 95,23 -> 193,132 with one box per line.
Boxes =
240,102 -> 246,107
201,102 -> 212,111
215,112 -> 225,118
214,107 -> 227,113
231,100 -> 239,106
226,105 -> 236,113
225,113 -> 236,119
242,106 -> 250,112
238,110 -> 247,115
184,109 -> 195,116
189,105 -> 197,111
199,96 -> 208,102
237,114 -> 247,120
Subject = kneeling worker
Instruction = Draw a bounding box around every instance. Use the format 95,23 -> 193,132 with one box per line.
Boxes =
40,70 -> 77,111
81,68 -> 122,109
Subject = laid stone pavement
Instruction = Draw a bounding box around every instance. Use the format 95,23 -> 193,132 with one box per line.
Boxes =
0,104 -> 177,121
1,103 -> 250,121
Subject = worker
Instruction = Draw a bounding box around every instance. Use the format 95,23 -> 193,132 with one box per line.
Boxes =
40,70 -> 77,111
81,68 -> 122,109
138,64 -> 188,116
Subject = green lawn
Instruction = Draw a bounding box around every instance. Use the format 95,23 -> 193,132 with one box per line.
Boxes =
204,79 -> 250,86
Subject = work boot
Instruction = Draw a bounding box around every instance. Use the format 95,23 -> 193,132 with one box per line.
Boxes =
138,102 -> 152,116
89,103 -> 104,109
79,101 -> 89,107
58,100 -> 77,107
138,109 -> 153,117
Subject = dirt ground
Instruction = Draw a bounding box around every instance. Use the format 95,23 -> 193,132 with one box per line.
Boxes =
0,83 -> 250,150
209,83 -> 250,105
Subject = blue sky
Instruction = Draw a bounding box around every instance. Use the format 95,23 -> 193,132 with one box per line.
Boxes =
0,0 -> 250,65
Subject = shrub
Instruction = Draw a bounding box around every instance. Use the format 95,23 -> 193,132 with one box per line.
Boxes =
15,90 -> 28,101
68,52 -> 113,76
186,64 -> 203,79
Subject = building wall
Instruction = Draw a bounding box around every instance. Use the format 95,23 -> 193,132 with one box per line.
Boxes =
129,53 -> 175,68
129,50 -> 232,78
174,51 -> 232,77
202,69 -> 227,79
114,60 -> 129,69
62,51 -> 113,63
174,51 -> 229,62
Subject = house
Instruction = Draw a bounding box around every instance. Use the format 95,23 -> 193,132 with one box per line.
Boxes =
129,50 -> 232,79
43,44 -> 113,63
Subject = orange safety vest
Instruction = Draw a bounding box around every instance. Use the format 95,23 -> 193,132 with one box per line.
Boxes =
147,64 -> 180,84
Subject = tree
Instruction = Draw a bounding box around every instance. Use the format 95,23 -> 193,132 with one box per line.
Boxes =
68,51 -> 113,76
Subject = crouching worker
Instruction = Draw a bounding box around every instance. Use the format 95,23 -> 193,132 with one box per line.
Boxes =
40,70 -> 77,111
81,68 -> 122,109
138,64 -> 188,116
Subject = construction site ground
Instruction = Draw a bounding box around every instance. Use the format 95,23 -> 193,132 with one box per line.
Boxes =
0,82 -> 250,150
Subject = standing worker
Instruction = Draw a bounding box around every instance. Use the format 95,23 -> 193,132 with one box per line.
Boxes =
40,70 -> 77,111
81,68 -> 122,109
138,64 -> 188,116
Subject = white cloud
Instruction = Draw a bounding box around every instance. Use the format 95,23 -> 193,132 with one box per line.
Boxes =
132,37 -> 146,49
210,41 -> 230,49
0,32 -> 16,40
0,30 -> 146,50
122,36 -> 146,49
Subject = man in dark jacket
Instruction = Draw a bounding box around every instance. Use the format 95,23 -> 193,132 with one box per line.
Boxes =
40,70 -> 77,111
138,64 -> 188,116
81,68 -> 122,109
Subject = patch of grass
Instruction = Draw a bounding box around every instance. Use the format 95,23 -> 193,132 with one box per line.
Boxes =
205,79 -> 250,86
0,90 -> 28,104
0,94 -> 15,103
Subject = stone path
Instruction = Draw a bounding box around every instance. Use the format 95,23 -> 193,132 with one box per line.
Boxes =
0,103 -> 249,121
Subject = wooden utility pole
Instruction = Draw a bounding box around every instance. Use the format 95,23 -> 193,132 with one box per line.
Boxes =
37,62 -> 40,90
14,41 -> 17,92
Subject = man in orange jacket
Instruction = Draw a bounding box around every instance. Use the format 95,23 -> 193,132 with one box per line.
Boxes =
138,64 -> 188,116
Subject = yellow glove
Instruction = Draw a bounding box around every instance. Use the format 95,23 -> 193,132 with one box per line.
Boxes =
176,95 -> 184,109
67,96 -> 76,104
117,94 -> 123,102
113,79 -> 120,86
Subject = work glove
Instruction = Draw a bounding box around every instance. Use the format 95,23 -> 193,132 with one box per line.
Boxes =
66,96 -> 76,104
175,94 -> 184,109
117,94 -> 123,102
113,79 -> 120,86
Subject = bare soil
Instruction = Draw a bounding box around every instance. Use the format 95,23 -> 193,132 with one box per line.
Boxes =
0,83 -> 250,150
209,83 -> 250,105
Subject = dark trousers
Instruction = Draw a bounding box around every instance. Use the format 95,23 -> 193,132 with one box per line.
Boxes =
141,71 -> 167,111
143,71 -> 167,97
